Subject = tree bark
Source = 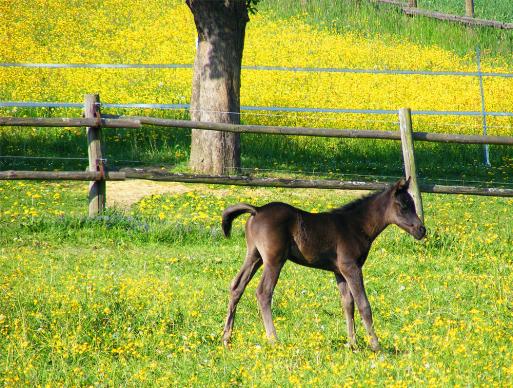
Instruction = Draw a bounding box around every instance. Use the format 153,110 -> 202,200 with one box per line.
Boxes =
186,0 -> 248,175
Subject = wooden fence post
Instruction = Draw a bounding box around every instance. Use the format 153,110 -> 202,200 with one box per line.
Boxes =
399,108 -> 424,222
84,94 -> 106,217
465,0 -> 474,17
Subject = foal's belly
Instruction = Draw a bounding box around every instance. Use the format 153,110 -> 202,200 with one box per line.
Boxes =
288,242 -> 337,272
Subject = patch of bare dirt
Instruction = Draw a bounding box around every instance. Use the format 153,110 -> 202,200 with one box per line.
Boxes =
106,180 -> 190,208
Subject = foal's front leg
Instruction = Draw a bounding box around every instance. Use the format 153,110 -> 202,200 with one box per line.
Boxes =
335,273 -> 356,348
339,264 -> 381,352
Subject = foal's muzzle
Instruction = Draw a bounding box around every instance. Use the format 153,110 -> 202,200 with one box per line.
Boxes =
414,225 -> 427,240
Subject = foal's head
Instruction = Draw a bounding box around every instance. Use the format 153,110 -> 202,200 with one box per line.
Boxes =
386,178 -> 426,240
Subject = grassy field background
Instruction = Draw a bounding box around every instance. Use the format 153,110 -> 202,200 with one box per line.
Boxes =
1,0 -> 513,385
259,0 -> 513,56
418,0 -> 513,22
1,181 -> 512,386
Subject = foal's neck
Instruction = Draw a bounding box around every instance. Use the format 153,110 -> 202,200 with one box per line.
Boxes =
359,191 -> 390,243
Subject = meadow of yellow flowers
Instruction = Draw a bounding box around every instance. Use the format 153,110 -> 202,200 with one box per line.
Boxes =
0,180 -> 512,385
1,1 -> 513,386
1,1 -> 512,135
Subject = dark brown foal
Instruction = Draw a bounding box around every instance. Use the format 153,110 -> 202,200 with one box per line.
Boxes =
221,178 -> 426,351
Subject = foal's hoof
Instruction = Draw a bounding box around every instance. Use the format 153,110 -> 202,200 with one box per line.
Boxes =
370,341 -> 382,352
266,335 -> 279,345
222,335 -> 232,348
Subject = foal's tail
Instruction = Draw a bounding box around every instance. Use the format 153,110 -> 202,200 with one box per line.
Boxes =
222,203 -> 257,237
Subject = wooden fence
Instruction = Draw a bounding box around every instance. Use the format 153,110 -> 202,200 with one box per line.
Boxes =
1,94 -> 513,217
373,0 -> 513,29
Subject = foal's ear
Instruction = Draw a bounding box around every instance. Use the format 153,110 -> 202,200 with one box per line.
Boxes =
393,177 -> 410,194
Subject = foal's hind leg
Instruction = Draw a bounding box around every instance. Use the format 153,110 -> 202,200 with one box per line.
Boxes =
256,258 -> 285,342
335,273 -> 356,348
222,249 -> 263,346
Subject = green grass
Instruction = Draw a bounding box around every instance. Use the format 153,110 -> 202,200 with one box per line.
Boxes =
259,0 -> 513,57
1,182 -> 512,385
419,0 -> 513,22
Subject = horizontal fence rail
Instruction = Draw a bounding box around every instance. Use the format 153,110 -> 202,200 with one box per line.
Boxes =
0,117 -> 142,128
1,115 -> 512,146
135,117 -> 513,145
373,0 -> 513,29
122,170 -> 513,197
0,170 -> 125,181
124,170 -> 390,190
1,168 -> 511,197
402,6 -> 513,29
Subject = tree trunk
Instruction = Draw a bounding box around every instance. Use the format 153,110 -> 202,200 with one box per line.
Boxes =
186,0 -> 248,175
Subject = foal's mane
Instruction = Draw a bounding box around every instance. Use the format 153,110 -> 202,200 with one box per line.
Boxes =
330,188 -> 388,214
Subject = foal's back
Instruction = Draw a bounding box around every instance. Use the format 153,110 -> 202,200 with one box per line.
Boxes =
246,202 -> 346,271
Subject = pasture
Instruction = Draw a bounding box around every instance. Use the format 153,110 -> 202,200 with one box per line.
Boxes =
1,181 -> 512,386
1,0 -> 513,385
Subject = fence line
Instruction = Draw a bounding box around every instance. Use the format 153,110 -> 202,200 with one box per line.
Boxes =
2,101 -> 513,118
2,158 -> 510,189
402,7 -> 513,29
1,93 -> 513,217
2,62 -> 512,78
372,0 -> 513,29
229,164 -> 513,185
121,171 -> 513,197
2,168 -> 512,198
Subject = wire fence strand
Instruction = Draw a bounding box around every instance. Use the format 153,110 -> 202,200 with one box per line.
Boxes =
2,62 -> 513,78
2,101 -> 513,119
